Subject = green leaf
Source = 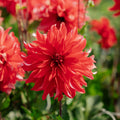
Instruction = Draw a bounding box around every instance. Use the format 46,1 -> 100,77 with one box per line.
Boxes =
28,21 -> 40,32
57,115 -> 63,120
91,116 -> 107,120
62,101 -> 69,120
68,110 -> 75,120
78,22 -> 88,36
88,0 -> 95,7
75,107 -> 85,120
68,95 -> 107,120
21,92 -> 27,104
21,106 -> 31,116
0,93 -> 10,110
85,96 -> 103,119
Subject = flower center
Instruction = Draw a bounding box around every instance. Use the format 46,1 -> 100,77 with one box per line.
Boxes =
57,16 -> 65,22
51,53 -> 64,67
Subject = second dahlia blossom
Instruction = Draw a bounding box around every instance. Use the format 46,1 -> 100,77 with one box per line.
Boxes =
22,23 -> 96,101
38,0 -> 88,32
28,0 -> 50,20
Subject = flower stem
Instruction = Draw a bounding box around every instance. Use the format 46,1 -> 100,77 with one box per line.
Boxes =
16,0 -> 29,50
0,112 -> 4,120
59,100 -> 62,117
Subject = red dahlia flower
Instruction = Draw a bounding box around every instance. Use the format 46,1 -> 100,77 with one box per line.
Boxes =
22,23 -> 96,101
91,17 -> 117,49
0,0 -> 5,7
0,27 -> 24,94
38,0 -> 88,32
110,0 -> 120,16
28,0 -> 50,20
2,0 -> 26,16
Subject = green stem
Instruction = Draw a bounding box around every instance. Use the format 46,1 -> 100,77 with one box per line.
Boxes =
0,112 -> 4,120
59,100 -> 62,117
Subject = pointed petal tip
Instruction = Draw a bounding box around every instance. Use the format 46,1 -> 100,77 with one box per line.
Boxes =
32,33 -> 36,37
93,71 -> 97,75
87,48 -> 92,53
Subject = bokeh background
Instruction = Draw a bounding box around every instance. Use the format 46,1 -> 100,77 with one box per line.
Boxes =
0,0 -> 120,120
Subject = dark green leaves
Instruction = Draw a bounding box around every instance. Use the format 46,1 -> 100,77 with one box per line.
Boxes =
0,93 -> 10,111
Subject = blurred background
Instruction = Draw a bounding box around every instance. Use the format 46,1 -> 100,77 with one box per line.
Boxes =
0,0 -> 120,120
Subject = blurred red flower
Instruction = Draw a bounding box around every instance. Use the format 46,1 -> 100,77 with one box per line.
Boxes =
38,0 -> 88,32
0,0 -> 88,30
110,0 -> 120,16
0,27 -> 24,94
22,23 -> 96,101
91,17 -> 117,49
2,0 -> 26,16
0,0 -> 5,7
28,0 -> 50,20
0,0 -> 32,21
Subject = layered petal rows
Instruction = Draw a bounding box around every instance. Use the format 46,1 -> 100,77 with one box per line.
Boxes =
22,23 -> 96,101
38,0 -> 88,32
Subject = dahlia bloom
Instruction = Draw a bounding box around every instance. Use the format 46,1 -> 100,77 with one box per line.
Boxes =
22,23 -> 96,101
91,17 -> 117,49
38,0 -> 88,32
110,0 -> 120,16
0,27 -> 24,94
28,0 -> 50,20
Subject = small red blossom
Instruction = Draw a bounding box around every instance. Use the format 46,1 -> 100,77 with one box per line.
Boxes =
3,0 -> 26,16
1,0 -> 49,21
1,0 -> 32,21
0,27 -> 24,94
28,0 -> 50,20
91,17 -> 117,49
22,23 -> 96,101
38,0 -> 88,32
110,0 -> 120,16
